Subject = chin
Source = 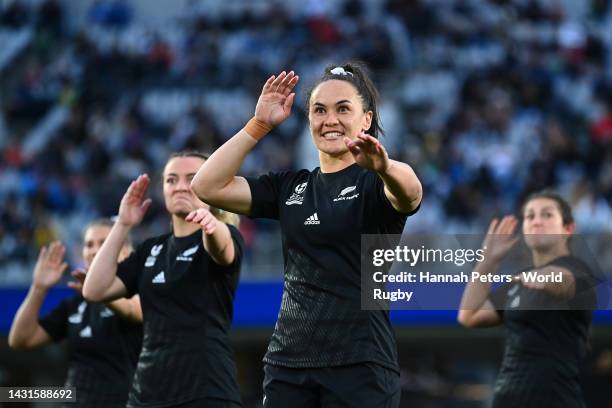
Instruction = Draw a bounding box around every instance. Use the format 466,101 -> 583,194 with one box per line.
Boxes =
525,235 -> 564,251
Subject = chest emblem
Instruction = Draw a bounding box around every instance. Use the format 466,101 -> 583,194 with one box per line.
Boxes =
333,185 -> 359,202
145,244 -> 164,267
304,212 -> 320,225
510,296 -> 520,308
286,182 -> 308,206
100,307 -> 114,318
79,325 -> 92,338
176,245 -> 198,262
68,301 -> 87,324
152,270 -> 166,284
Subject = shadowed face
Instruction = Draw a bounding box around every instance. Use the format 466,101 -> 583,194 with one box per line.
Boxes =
308,80 -> 372,157
82,224 -> 131,268
522,198 -> 574,251
162,156 -> 207,218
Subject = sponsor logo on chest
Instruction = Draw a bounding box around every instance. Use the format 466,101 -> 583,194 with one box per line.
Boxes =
286,182 -> 308,206
333,185 -> 359,202
304,212 -> 320,225
176,245 -> 199,262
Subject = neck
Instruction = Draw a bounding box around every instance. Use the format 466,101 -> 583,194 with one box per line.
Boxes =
172,215 -> 200,237
532,243 -> 570,267
319,151 -> 355,173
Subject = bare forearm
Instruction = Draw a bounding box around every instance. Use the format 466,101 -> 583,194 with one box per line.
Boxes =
459,258 -> 499,311
107,296 -> 142,323
378,160 -> 422,213
203,222 -> 234,266
9,286 -> 47,347
84,223 -> 131,300
191,130 -> 257,208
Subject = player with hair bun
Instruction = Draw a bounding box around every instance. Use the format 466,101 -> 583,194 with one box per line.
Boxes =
191,63 -> 422,407
84,151 -> 244,407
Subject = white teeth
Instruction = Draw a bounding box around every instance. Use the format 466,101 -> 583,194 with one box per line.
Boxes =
323,132 -> 343,139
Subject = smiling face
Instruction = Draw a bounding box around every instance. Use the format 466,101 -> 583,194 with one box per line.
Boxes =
308,80 -> 372,157
162,156 -> 207,218
522,197 -> 574,251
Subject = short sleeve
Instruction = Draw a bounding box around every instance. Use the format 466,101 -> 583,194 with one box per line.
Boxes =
244,172 -> 290,219
116,244 -> 147,297
39,297 -> 74,342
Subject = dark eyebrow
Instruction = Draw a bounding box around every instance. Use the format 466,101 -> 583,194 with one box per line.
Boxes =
313,100 -> 353,107
166,173 -> 197,177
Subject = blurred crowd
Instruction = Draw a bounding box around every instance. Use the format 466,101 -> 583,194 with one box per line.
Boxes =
1,0 -> 611,282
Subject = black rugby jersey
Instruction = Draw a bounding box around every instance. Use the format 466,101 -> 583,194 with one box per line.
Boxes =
246,163 -> 418,372
117,225 -> 244,407
489,256 -> 596,408
39,295 -> 143,408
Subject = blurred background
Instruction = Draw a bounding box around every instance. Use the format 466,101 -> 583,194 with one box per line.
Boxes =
0,0 -> 611,406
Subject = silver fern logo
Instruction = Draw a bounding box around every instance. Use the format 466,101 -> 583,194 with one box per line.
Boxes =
334,186 -> 359,202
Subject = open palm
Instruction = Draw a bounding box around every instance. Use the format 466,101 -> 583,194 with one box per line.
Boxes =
32,241 -> 68,289
118,174 -> 152,227
482,216 -> 520,263
254,71 -> 299,127
344,133 -> 390,172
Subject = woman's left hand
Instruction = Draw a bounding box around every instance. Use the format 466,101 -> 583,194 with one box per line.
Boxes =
344,132 -> 390,173
185,208 -> 218,235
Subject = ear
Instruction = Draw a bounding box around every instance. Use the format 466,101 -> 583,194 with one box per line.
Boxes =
564,223 -> 576,235
362,111 -> 373,133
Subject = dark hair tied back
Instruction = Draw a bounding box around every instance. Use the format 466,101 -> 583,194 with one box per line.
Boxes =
306,61 -> 384,138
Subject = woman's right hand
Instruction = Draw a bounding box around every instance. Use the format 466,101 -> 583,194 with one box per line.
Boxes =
32,241 -> 68,290
117,174 -> 152,227
254,70 -> 299,127
481,215 -> 520,263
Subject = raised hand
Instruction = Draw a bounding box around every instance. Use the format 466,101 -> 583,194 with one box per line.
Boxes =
185,208 -> 219,235
254,71 -> 299,127
32,242 -> 68,290
344,132 -> 390,173
118,174 -> 152,227
68,268 -> 87,294
481,216 -> 520,263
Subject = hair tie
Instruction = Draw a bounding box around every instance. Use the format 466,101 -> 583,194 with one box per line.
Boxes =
330,66 -> 354,77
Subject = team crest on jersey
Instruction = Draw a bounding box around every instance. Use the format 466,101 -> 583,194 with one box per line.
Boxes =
333,185 -> 359,202
69,301 -> 87,324
176,245 -> 199,262
145,244 -> 164,267
100,307 -> 114,318
285,182 -> 308,205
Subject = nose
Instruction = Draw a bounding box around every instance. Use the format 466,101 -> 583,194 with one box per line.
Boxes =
323,112 -> 339,127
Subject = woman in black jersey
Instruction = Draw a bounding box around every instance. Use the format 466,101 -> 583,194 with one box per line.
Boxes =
458,191 -> 596,408
9,218 -> 142,407
83,151 -> 244,408
191,63 -> 422,407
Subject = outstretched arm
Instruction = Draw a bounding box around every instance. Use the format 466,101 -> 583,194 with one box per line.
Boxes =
344,133 -> 422,213
186,208 -> 236,266
191,71 -> 299,215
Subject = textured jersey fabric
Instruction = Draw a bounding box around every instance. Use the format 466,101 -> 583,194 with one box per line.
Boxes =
246,164 -> 418,372
489,255 -> 596,407
117,226 -> 244,407
39,295 -> 142,407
